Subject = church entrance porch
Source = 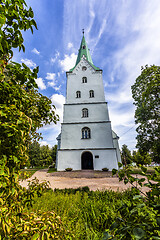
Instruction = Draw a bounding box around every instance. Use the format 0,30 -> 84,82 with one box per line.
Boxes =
81,151 -> 93,170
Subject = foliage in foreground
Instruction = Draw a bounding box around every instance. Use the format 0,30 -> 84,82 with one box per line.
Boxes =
0,1 -> 70,239
103,164 -> 160,240
30,187 -> 138,239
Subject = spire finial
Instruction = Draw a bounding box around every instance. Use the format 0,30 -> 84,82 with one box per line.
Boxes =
82,29 -> 84,35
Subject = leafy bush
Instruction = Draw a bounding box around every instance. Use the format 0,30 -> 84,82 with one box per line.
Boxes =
65,167 -> 73,171
49,163 -> 55,168
103,163 -> 160,239
0,1 -> 68,239
102,167 -> 109,172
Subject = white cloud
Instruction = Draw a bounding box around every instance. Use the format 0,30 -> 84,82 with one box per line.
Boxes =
67,42 -> 73,49
51,94 -> 65,120
39,140 -> 51,148
46,73 -> 57,88
59,53 -> 77,71
35,77 -> 46,90
48,81 -> 55,87
32,48 -> 40,55
54,86 -> 61,91
106,90 -> 133,105
50,51 -> 60,64
21,58 -> 36,68
38,94 -> 65,147
46,73 -> 56,80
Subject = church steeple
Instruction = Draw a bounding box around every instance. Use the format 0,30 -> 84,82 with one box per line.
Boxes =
69,33 -> 100,72
75,34 -> 93,66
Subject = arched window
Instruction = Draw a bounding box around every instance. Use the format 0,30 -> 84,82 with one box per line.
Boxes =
82,77 -> 87,83
89,90 -> 94,98
76,91 -> 81,98
82,108 -> 88,118
82,127 -> 91,139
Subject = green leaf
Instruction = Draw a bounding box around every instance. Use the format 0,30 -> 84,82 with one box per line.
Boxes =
112,168 -> 118,175
0,15 -> 6,25
31,232 -> 39,240
110,221 -> 119,230
133,195 -> 143,200
118,162 -> 122,168
0,169 -> 4,175
156,217 -> 160,226
124,178 -> 129,184
141,166 -> 147,173
102,231 -> 112,240
133,228 -> 145,239
44,232 -> 49,240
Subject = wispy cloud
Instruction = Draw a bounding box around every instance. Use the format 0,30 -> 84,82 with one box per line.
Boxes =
21,58 -> 36,68
46,73 -> 56,80
50,51 -> 60,64
32,48 -> 40,55
67,42 -> 73,49
35,77 -> 46,90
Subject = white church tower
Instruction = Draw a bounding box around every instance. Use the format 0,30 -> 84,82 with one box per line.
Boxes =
57,33 -> 121,171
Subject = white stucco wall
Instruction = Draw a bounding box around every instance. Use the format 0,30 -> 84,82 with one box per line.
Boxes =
57,149 -> 118,171
63,103 -> 109,123
60,122 -> 114,149
66,59 -> 105,104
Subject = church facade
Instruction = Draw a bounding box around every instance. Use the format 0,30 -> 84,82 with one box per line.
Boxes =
56,35 -> 121,171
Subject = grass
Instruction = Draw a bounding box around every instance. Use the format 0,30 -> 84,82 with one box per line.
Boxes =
29,187 -> 138,239
19,169 -> 37,180
131,166 -> 155,174
47,167 -> 57,173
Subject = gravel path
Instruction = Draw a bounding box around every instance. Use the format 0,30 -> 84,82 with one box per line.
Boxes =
20,169 -> 135,191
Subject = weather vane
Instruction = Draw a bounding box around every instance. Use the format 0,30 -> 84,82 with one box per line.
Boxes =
82,29 -> 84,35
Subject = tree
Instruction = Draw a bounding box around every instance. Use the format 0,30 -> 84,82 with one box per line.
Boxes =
131,65 -> 160,163
28,141 -> 41,167
0,1 -> 73,238
132,150 -> 151,166
51,144 -> 57,163
121,144 -> 133,165
40,145 -> 52,166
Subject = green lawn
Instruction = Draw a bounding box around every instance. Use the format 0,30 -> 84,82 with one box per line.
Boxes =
131,166 -> 155,174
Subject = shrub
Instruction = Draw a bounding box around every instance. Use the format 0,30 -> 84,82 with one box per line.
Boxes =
65,167 -> 73,171
102,167 -> 109,172
49,163 -> 55,168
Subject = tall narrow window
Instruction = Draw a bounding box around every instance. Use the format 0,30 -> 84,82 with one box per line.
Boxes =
82,77 -> 87,83
82,127 -> 91,139
76,91 -> 81,98
82,108 -> 88,118
89,90 -> 94,98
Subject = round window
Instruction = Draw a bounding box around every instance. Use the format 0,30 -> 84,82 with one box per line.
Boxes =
82,66 -> 87,71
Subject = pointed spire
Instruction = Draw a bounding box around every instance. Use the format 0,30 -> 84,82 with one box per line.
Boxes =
69,32 -> 100,72
75,34 -> 93,66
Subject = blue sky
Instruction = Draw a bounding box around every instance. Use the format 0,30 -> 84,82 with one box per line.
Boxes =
13,0 -> 160,151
